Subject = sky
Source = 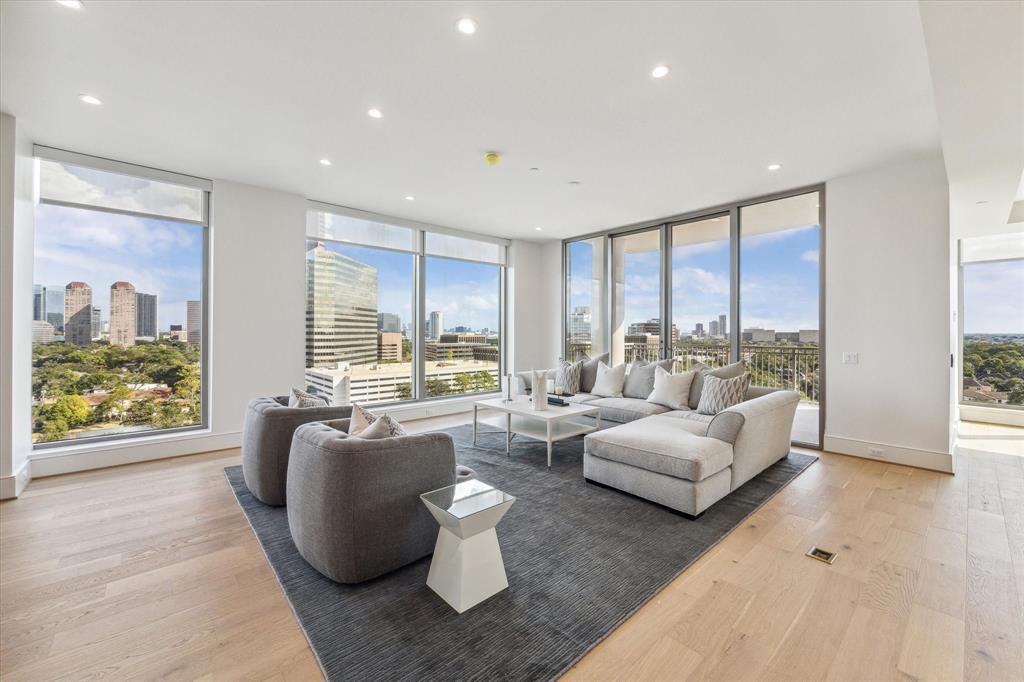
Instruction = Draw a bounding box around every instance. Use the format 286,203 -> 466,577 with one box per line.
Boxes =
570,223 -> 821,336
963,260 -> 1024,334
315,241 -> 501,333
34,205 -> 203,331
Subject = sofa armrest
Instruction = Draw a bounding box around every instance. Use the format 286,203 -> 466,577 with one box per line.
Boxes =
723,390 -> 800,490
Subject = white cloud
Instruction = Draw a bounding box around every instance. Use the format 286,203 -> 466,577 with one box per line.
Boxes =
800,249 -> 819,264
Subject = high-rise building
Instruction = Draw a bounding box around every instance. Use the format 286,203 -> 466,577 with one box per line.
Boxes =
63,281 -> 93,346
627,318 -> 679,342
169,324 -> 188,342
377,312 -> 401,333
46,312 -> 63,331
33,285 -> 46,321
428,311 -> 444,340
718,314 -> 727,338
91,307 -> 102,340
709,320 -> 719,337
32,320 -> 55,344
187,300 -> 202,345
378,331 -> 402,361
569,306 -> 592,342
109,281 -> 137,347
694,322 -> 704,337
45,287 -> 64,321
136,292 -> 158,338
305,242 -> 378,367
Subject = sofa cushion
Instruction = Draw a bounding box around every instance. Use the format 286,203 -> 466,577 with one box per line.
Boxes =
584,416 -> 733,482
688,360 -> 745,409
622,359 -> 673,399
647,367 -> 696,409
555,359 -> 584,393
289,386 -> 328,408
591,397 -> 671,423
696,373 -> 751,415
579,352 -> 610,393
592,362 -> 626,397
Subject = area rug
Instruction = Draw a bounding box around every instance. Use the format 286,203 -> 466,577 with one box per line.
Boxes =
225,424 -> 816,681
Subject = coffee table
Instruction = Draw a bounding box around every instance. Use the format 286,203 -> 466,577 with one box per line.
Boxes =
472,396 -> 601,468
421,478 -> 516,613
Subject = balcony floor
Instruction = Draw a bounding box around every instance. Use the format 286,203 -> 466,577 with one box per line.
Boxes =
792,402 -> 820,446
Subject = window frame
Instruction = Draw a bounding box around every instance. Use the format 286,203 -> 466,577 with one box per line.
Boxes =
307,201 -> 508,406
562,183 -> 826,449
31,146 -> 212,450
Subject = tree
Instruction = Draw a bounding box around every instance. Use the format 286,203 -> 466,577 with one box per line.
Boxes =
473,371 -> 496,390
394,383 -> 412,400
37,418 -> 69,443
49,394 -> 92,427
125,398 -> 158,425
426,378 -> 450,397
454,374 -> 475,394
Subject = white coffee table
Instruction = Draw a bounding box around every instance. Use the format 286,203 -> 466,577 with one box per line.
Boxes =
472,396 -> 601,468
421,479 -> 516,613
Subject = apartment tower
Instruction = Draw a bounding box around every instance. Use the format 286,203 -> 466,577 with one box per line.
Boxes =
109,281 -> 137,347
186,300 -> 201,345
136,292 -> 158,338
305,242 -> 378,367
63,281 -> 93,346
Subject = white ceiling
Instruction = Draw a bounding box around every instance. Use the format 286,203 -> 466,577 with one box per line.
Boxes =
2,1 -> 944,241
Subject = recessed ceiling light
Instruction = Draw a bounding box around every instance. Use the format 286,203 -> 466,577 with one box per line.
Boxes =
456,18 -> 477,34
767,163 -> 782,171
651,65 -> 669,79
535,227 -> 543,231
568,180 -> 581,185
405,195 -> 415,201
56,0 -> 83,8
530,167 -> 541,172
319,158 -> 332,166
78,93 -> 102,105
367,108 -> 383,119
976,200 -> 989,205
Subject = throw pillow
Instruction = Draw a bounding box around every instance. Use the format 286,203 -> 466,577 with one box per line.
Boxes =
555,359 -> 584,393
288,387 -> 328,408
622,359 -> 672,399
696,373 -> 751,415
688,360 -> 745,409
353,413 -> 407,439
590,362 -> 626,398
579,352 -> 610,394
349,403 -> 377,435
646,367 -> 696,409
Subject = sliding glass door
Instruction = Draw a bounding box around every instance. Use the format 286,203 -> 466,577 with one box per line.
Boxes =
564,187 -> 825,448
611,228 -> 663,366
739,192 -> 822,447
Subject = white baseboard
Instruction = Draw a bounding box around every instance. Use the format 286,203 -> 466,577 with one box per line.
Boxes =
28,430 -> 243,478
824,435 -> 953,473
0,459 -> 31,499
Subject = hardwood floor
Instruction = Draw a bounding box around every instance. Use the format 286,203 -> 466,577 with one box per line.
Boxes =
2,418 -> 1022,681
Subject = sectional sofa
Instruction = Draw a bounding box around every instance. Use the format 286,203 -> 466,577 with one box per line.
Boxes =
517,361 -> 800,516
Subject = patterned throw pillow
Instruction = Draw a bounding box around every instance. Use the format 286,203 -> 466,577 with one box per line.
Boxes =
355,413 -> 407,439
696,373 -> 751,415
349,403 -> 377,435
555,359 -> 584,393
289,387 -> 328,408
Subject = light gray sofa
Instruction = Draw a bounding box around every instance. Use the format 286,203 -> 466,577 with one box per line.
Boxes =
241,396 -> 353,506
286,419 -> 474,583
584,390 -> 800,516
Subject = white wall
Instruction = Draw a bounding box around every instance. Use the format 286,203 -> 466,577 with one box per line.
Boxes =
542,240 -> 564,366
824,155 -> 953,471
507,240 -> 549,374
28,179 -> 307,478
0,112 -> 34,498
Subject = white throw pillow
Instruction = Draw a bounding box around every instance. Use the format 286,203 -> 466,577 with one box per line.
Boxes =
349,403 -> 376,435
352,413 -> 407,439
646,368 -> 695,410
590,362 -> 626,398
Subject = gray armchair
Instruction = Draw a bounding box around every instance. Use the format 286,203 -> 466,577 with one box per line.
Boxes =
241,396 -> 352,506
286,420 -> 471,583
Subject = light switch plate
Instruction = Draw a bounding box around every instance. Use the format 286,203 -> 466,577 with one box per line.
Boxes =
842,352 -> 859,365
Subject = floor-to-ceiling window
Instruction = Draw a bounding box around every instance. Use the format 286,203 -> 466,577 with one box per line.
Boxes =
565,237 -> 607,361
671,214 -> 731,371
739,192 -> 822,446
31,148 -> 209,446
305,205 -> 505,405
563,186 -> 824,447
611,228 -> 662,366
960,234 -> 1024,414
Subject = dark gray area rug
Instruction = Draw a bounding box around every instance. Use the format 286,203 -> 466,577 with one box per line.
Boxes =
225,424 -> 816,682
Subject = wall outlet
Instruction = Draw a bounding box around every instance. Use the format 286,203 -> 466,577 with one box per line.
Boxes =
842,352 -> 859,365
868,447 -> 885,458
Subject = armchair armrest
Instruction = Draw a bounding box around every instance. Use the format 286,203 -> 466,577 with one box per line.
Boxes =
723,390 -> 800,489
